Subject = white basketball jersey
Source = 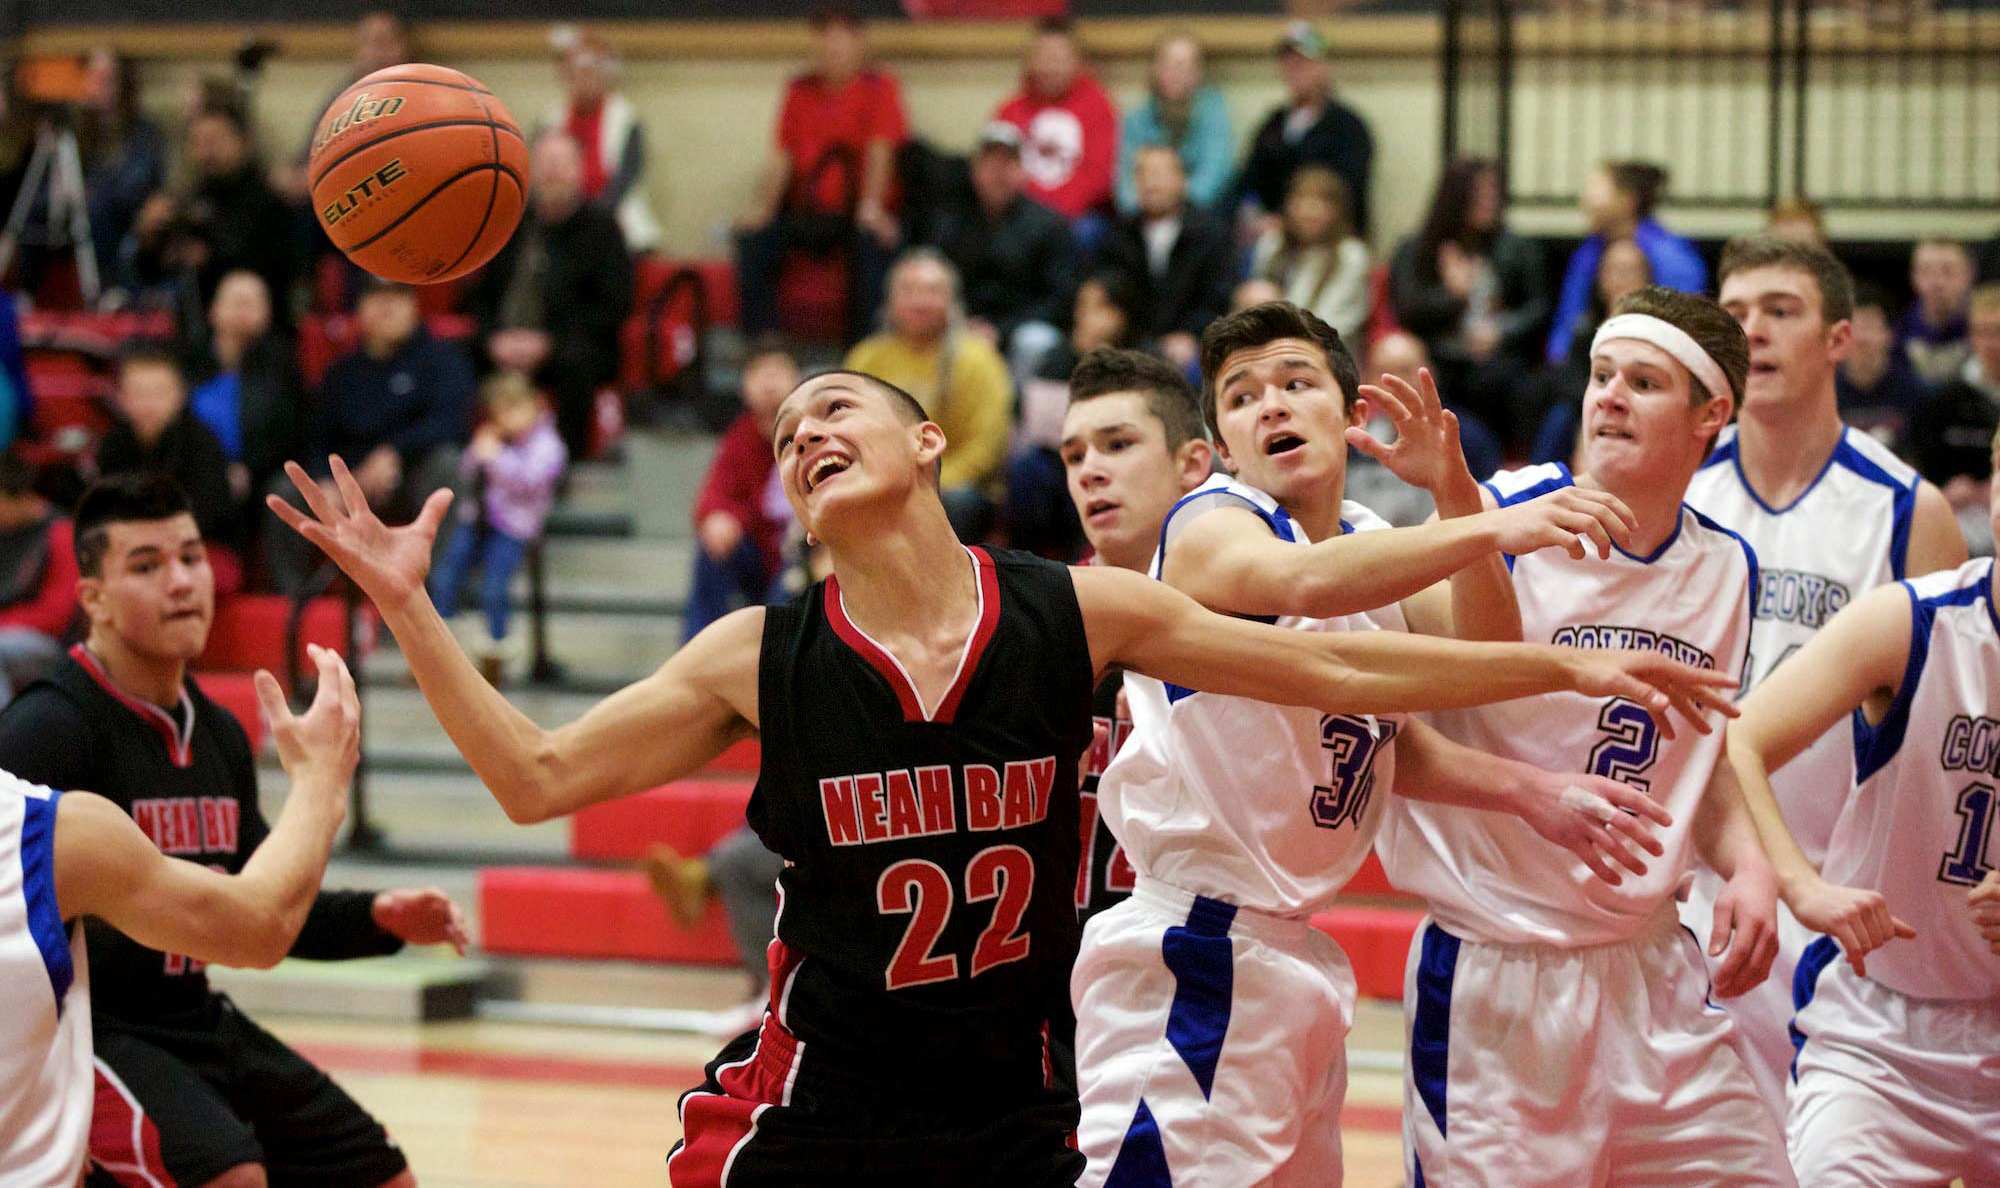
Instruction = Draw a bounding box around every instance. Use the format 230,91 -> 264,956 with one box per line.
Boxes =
0,775 -> 91,1187
1829,558 -> 2000,1001
1099,473 -> 1407,916
1686,425 -> 1920,865
1380,464 -> 1756,947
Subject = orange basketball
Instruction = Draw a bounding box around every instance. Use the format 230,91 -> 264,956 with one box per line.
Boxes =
307,63 -> 528,285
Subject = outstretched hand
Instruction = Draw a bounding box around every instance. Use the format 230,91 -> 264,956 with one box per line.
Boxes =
1489,487 -> 1638,561
1520,774 -> 1672,887
1568,650 -> 1739,741
372,887 -> 470,956
1347,368 -> 1469,495
267,458 -> 453,615
258,644 -> 360,791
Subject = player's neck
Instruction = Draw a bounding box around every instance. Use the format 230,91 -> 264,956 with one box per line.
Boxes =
82,633 -> 186,709
1577,470 -> 1685,559
1264,474 -> 1346,544
826,500 -> 977,640
1736,395 -> 1844,509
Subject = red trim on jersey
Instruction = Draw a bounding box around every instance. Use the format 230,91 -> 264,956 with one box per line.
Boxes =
90,1061 -> 178,1186
822,546 -> 1001,724
69,643 -> 196,770
668,1014 -> 803,1186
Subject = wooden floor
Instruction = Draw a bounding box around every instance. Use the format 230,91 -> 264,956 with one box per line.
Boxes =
260,1002 -> 1414,1188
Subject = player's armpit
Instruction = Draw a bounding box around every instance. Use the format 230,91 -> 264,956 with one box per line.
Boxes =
514,606 -> 763,824
53,793 -> 306,969
1905,480 -> 1969,577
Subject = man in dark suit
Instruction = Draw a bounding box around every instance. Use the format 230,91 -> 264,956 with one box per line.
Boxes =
1095,146 -> 1236,372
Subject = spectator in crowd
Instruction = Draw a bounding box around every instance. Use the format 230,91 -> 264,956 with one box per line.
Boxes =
542,32 -> 661,255
931,122 -> 1075,383
992,17 -> 1120,234
734,4 -> 907,340
1248,165 -> 1370,348
1899,237 -> 1977,388
1231,21 -> 1375,241
683,337 -> 798,641
1763,199 -> 1827,245
276,9 -> 411,201
1545,160 -> 1706,363
67,49 -> 166,303
1911,283 -> 2000,540
1836,282 -> 1930,456
467,132 -> 632,464
1115,31 -> 1233,216
843,249 -> 1012,541
1340,330 -> 1462,527
1096,145 -> 1235,373
309,280 -> 473,524
1389,157 -> 1549,447
186,270 -> 308,517
95,343 -> 242,591
1530,236 -> 1652,464
124,100 -> 294,325
1004,271 -> 1147,560
0,450 -> 77,704
1231,277 -> 1283,312
431,373 -> 567,686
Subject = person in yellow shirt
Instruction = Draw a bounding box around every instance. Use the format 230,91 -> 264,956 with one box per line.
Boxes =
844,249 -> 1014,539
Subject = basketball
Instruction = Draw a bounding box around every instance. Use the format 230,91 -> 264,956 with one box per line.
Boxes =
307,63 -> 527,285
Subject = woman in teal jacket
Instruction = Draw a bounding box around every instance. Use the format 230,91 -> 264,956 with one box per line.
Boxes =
1116,32 -> 1235,215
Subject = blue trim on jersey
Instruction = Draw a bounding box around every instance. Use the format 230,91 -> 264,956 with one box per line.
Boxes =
1852,574 -> 1987,782
1410,923 -> 1459,1139
1611,508 -> 1685,565
1687,506 -> 1761,661
1728,434 -> 1845,517
1160,895 -> 1236,1101
1413,1156 -> 1427,1188
1154,483 -> 1294,703
1788,935 -> 1841,1082
1104,1098 -> 1171,1187
1828,439 -> 1919,580
20,788 -> 73,1013
1697,435 -> 1736,472
1482,463 -> 1574,510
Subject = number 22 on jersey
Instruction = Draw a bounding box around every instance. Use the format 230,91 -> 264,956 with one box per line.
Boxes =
876,845 -> 1035,991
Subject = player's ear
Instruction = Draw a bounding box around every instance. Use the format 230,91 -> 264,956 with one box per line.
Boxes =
914,420 -> 948,468
1823,316 -> 1854,366
1349,393 -> 1371,429
1693,392 -> 1733,441
1176,438 -> 1214,490
76,575 -> 105,626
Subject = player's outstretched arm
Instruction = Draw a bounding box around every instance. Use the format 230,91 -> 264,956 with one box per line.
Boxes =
52,648 -> 358,969
1165,475 -> 1635,627
1075,564 -> 1736,725
1724,583 -> 1920,975
1393,719 -> 1670,886
270,458 -> 759,823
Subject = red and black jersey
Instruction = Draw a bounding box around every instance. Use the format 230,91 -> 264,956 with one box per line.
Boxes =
1077,672 -> 1135,921
0,646 -> 398,1023
750,546 -> 1095,1103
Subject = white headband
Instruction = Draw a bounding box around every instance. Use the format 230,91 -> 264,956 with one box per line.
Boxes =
1590,313 -> 1732,406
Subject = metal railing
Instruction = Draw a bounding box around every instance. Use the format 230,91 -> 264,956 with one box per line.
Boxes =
1443,0 -> 2000,212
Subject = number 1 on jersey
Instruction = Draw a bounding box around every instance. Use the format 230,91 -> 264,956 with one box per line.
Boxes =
1940,781 -> 1997,887
878,845 -> 1036,991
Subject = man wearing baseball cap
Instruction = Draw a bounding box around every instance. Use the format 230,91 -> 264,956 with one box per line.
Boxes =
1229,20 -> 1375,239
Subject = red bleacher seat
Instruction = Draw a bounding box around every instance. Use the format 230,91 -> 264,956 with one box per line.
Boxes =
479,867 -> 737,964
197,595 -> 368,674
192,671 -> 267,752
570,780 -> 752,862
1310,906 -> 1425,1000
18,309 -> 172,347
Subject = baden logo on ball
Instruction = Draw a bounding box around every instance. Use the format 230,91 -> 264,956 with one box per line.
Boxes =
307,63 -> 528,286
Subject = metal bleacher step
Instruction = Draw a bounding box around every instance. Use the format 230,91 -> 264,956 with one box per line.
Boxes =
361,606 -> 682,696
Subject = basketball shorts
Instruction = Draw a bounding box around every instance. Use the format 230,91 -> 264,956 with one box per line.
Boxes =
1071,878 -> 1354,1188
85,994 -> 406,1188
1678,864 -> 1814,1115
668,1012 -> 1084,1187
1788,939 -> 2000,1186
1402,915 -> 1793,1187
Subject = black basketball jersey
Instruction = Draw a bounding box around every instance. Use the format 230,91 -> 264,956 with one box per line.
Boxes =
1076,672 -> 1134,921
751,546 -> 1095,1102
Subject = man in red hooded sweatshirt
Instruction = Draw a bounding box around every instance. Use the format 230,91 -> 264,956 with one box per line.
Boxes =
993,17 -> 1119,238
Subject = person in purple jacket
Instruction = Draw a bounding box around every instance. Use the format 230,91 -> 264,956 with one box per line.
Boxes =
430,373 -> 568,684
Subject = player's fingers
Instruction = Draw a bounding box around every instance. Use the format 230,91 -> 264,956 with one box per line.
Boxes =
284,461 -> 339,522
328,455 -> 372,517
1605,808 -> 1666,858
1560,511 -> 1614,559
252,669 -> 291,727
1577,842 -> 1621,886
1345,425 -> 1393,463
1594,778 -> 1673,828
1593,825 -> 1648,877
1890,916 -> 1916,940
1361,380 -> 1417,425
1708,899 -> 1733,957
415,488 -> 455,538
1569,486 -> 1640,534
1664,687 -> 1715,736
1416,367 -> 1446,416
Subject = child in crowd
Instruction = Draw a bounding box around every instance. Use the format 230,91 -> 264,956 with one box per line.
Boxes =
682,337 -> 799,641
431,373 -> 568,685
1250,165 -> 1371,346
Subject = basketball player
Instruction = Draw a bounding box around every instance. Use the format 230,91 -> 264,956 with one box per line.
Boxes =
1379,287 -> 1797,1186
272,368 -> 1733,1186
1682,234 -> 1966,1106
0,476 -> 459,1188
1724,427 -> 2000,1185
2,646 -> 357,1187
1072,306 -> 1688,1186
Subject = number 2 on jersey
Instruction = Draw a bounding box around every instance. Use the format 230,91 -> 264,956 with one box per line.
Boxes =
877,845 -> 1035,990
1588,698 -> 1660,791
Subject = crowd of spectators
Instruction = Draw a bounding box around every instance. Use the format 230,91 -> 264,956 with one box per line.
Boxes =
0,6 -> 1997,681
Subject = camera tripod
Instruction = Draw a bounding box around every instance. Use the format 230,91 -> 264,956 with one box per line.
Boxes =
0,114 -> 102,304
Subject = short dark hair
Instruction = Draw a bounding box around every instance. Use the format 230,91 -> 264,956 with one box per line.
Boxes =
1850,281 -> 1892,316
117,339 -> 184,382
1607,286 -> 1749,409
73,473 -> 194,578
1034,14 -> 1076,38
1198,301 -> 1359,441
1068,348 -> 1207,450
192,98 -> 250,138
1718,235 -> 1855,324
801,369 -> 930,427
1605,160 -> 1669,219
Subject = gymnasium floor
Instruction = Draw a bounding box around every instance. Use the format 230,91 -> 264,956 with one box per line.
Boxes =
255,972 -> 1414,1187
